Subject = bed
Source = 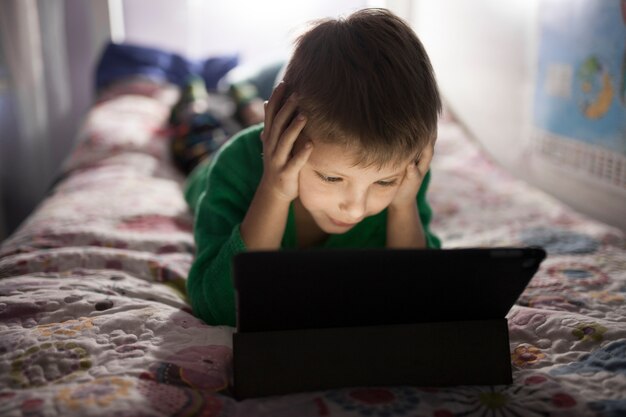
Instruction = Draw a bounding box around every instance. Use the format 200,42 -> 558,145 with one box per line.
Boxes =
0,77 -> 625,417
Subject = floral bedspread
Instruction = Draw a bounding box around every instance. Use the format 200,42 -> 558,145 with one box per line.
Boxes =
0,79 -> 624,417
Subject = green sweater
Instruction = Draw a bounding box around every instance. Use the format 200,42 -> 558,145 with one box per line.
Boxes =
184,124 -> 441,326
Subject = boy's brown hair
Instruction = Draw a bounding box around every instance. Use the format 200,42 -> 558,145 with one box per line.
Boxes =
283,8 -> 441,168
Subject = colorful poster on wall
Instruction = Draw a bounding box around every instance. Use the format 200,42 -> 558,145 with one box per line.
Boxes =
533,0 -> 626,189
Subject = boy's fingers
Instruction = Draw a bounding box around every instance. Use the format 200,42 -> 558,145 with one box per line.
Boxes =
263,82 -> 286,139
270,92 -> 297,134
274,113 -> 306,164
267,93 -> 299,157
259,103 -> 268,139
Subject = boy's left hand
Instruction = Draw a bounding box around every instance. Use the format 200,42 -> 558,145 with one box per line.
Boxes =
389,143 -> 435,210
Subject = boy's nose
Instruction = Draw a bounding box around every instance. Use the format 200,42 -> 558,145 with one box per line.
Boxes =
339,192 -> 367,221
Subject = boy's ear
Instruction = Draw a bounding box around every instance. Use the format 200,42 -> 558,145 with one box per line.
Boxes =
292,132 -> 307,156
417,135 -> 437,162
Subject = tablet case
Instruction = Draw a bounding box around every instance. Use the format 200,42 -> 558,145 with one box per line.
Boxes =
232,247 -> 545,399
234,319 -> 511,398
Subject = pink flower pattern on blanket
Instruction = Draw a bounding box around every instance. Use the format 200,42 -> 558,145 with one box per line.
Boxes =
117,215 -> 193,233
143,346 -> 232,392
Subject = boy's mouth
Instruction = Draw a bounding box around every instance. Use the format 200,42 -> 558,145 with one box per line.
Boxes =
329,216 -> 357,227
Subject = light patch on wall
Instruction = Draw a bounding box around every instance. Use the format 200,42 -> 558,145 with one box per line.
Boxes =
122,0 -> 368,66
108,0 -> 125,44
544,63 -> 573,99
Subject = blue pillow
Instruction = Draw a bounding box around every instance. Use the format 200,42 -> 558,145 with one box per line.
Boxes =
200,55 -> 240,90
95,42 -> 239,91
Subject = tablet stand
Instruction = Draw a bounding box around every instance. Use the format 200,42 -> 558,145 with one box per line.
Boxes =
233,318 -> 512,399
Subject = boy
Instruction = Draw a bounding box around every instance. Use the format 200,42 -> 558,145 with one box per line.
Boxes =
185,8 -> 442,326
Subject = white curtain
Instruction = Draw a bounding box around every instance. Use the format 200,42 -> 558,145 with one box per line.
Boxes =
0,0 -> 53,240
0,0 -> 106,240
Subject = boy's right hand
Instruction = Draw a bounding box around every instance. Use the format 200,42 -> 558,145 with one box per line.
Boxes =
258,82 -> 313,202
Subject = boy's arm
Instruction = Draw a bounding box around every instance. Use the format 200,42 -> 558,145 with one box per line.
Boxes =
185,128 -> 268,327
188,163 -> 301,326
386,143 -> 440,249
240,181 -> 291,249
386,201 -> 426,248
187,81 -> 312,325
241,81 -> 312,250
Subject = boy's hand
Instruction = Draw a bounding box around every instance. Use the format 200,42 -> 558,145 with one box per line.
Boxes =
258,82 -> 313,202
389,143 -> 434,210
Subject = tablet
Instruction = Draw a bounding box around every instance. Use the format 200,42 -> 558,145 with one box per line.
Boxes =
232,247 -> 546,332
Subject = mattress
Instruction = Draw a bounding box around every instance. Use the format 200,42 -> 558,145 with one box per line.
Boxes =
0,79 -> 624,417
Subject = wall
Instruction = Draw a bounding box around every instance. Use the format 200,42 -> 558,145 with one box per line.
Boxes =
3,0 -> 622,241
121,0 -> 368,67
411,0 -> 626,232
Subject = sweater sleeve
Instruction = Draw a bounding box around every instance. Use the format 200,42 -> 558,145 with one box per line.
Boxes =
185,126 -> 263,326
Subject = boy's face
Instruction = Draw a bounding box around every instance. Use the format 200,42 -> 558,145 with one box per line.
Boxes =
295,132 -> 415,233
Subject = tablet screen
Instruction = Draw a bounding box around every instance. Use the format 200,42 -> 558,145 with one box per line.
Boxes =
233,247 -> 546,332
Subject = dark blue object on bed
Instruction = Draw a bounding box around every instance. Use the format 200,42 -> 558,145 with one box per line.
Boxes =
95,42 -> 239,90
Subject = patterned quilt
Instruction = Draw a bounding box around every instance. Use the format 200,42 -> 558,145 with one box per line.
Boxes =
0,79 -> 624,417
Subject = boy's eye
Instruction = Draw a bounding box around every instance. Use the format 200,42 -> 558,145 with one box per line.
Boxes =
316,172 -> 342,183
376,180 -> 397,187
